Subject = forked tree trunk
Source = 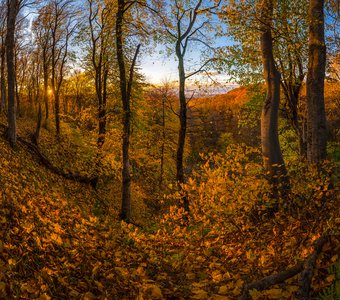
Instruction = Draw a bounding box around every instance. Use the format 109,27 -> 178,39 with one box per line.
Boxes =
260,0 -> 288,191
306,0 -> 327,163
6,0 -> 18,147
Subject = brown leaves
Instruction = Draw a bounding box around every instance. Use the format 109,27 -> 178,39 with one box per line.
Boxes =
0,116 -> 338,299
140,284 -> 163,300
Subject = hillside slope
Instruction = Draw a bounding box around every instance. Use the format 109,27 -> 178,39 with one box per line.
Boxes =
0,129 -> 155,299
0,83 -> 339,299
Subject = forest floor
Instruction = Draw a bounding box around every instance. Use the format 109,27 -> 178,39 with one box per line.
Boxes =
0,115 -> 339,300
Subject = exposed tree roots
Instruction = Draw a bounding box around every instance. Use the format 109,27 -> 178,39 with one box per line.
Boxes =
240,234 -> 329,300
0,123 -> 98,187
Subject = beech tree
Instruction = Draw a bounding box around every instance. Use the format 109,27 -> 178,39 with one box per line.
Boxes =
116,0 -> 141,221
154,0 -> 220,211
276,0 -> 309,157
15,23 -> 30,116
86,0 -> 115,152
30,48 -> 43,145
5,0 -> 20,147
49,0 -> 76,139
259,0 -> 288,189
5,0 -> 38,146
220,0 -> 310,158
0,0 -> 6,114
306,0 -> 327,163
32,4 -> 53,123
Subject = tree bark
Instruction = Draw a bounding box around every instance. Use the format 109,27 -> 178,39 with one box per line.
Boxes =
116,0 -> 131,222
88,0 -> 108,151
306,0 -> 327,163
159,92 -> 166,188
54,90 -> 60,137
116,0 -> 140,221
5,0 -> 18,147
176,53 -> 186,185
0,41 -> 6,113
260,0 -> 288,191
240,235 -> 329,300
32,102 -> 42,145
176,49 -> 189,212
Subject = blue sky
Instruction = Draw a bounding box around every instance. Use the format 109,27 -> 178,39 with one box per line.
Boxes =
140,46 -> 179,84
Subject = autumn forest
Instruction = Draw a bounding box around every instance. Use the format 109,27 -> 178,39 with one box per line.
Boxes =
0,0 -> 339,299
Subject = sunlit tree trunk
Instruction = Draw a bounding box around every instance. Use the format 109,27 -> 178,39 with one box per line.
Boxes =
43,60 -> 49,122
32,59 -> 42,145
306,0 -> 327,163
33,103 -> 42,145
260,0 -> 288,190
6,0 -> 19,147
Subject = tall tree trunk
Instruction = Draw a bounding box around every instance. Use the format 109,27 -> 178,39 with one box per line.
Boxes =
116,0 -> 140,221
159,93 -> 166,188
306,0 -> 327,163
54,91 -> 60,138
6,0 -> 18,147
176,50 -> 189,212
43,60 -> 49,122
116,0 -> 130,221
93,69 -> 107,187
97,70 -> 107,149
176,54 -> 186,185
0,42 -> 6,113
15,66 -> 19,116
32,102 -> 42,145
260,0 -> 288,191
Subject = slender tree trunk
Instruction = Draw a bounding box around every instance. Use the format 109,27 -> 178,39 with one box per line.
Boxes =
116,0 -> 130,221
284,89 -> 307,158
260,0 -> 288,191
63,94 -> 68,115
121,98 -> 132,221
6,0 -> 18,147
54,91 -> 60,138
0,43 -> 6,113
306,0 -> 327,163
116,0 -> 141,221
159,94 -> 165,188
175,47 -> 189,212
15,67 -> 19,116
32,102 -> 42,145
97,70 -> 107,149
176,54 -> 187,185
43,61 -> 49,122
93,68 -> 107,187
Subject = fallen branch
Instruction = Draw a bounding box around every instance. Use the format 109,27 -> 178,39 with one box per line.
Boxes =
239,264 -> 303,300
0,123 -> 98,187
239,234 -> 329,300
296,234 -> 329,299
